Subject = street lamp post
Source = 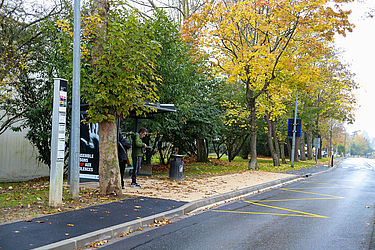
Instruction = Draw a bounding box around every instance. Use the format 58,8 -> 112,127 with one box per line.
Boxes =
69,0 -> 81,199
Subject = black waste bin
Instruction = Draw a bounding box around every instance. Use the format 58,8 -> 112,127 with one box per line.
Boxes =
169,154 -> 184,181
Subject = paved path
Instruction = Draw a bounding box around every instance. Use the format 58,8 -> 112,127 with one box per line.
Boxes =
0,164 -> 334,250
0,197 -> 186,249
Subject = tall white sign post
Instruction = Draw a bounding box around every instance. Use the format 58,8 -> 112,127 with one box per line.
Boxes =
49,78 -> 68,207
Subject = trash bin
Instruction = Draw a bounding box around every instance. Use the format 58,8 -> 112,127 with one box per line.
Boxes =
169,154 -> 184,181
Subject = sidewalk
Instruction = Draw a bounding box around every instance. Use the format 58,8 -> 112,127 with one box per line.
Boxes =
0,165 -> 332,250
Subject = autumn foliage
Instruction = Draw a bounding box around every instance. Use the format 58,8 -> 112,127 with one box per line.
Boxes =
182,0 -> 356,168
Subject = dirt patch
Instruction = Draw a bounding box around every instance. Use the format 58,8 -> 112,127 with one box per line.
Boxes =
117,171 -> 295,201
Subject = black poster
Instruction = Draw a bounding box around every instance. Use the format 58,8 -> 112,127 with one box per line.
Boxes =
80,113 -> 99,180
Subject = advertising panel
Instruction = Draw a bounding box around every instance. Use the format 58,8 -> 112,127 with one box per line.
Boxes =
79,113 -> 99,180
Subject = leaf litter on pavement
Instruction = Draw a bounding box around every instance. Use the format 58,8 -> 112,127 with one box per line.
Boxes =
0,177 -> 132,225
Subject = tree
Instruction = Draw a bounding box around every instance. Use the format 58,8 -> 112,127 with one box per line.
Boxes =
0,0 -> 64,135
350,134 -> 372,156
127,0 -> 206,24
82,0 -> 161,195
0,0 -> 72,167
182,0 -> 354,170
134,11 -> 225,163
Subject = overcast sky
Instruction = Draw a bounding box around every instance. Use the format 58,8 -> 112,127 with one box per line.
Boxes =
334,0 -> 375,139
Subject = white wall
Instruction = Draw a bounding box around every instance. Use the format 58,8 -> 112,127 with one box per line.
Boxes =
0,128 -> 49,182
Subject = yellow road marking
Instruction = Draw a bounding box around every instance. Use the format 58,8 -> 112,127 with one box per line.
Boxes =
247,197 -> 340,202
212,210 -> 327,218
285,187 -> 348,190
212,183 -> 344,218
244,201 -> 328,218
280,188 -> 344,199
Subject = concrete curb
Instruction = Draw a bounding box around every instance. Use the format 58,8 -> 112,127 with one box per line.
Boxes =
305,157 -> 343,178
34,175 -> 306,250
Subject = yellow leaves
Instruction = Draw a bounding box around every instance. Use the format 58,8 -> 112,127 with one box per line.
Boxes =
56,20 -> 73,37
87,240 -> 108,248
56,14 -> 103,60
149,218 -> 172,227
182,0 -> 353,88
221,100 -> 250,128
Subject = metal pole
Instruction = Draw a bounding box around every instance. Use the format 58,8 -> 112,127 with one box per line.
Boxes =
291,89 -> 298,168
69,0 -> 81,199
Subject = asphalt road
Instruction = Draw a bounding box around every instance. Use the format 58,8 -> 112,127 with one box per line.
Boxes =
102,158 -> 375,250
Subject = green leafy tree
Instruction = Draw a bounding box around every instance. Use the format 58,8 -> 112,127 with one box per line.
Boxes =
85,0 -> 161,195
0,0 -> 71,166
0,0 -> 64,135
138,11 -> 224,163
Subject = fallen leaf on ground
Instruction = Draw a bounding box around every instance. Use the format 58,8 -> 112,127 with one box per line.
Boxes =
86,240 -> 108,248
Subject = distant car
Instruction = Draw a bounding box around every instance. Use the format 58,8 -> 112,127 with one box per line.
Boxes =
322,151 -> 327,157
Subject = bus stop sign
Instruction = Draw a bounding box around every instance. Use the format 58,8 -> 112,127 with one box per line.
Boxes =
287,118 -> 302,137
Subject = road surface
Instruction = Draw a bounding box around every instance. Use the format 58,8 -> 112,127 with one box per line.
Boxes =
102,158 -> 375,250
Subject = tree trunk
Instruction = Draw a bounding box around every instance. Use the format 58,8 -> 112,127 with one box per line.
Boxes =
144,134 -> 152,164
266,113 -> 280,166
92,0 -> 121,196
225,141 -> 233,162
329,129 -> 333,157
286,138 -> 291,160
206,139 -> 209,159
157,137 -> 166,165
248,98 -> 258,170
306,128 -> 313,160
317,134 -> 322,159
91,0 -> 109,66
197,138 -> 208,162
280,141 -> 287,164
271,119 -> 281,160
249,128 -> 258,169
299,131 -> 306,161
212,140 -> 225,159
290,137 -> 299,162
226,134 -> 249,162
98,120 -> 122,196
294,137 -> 299,162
